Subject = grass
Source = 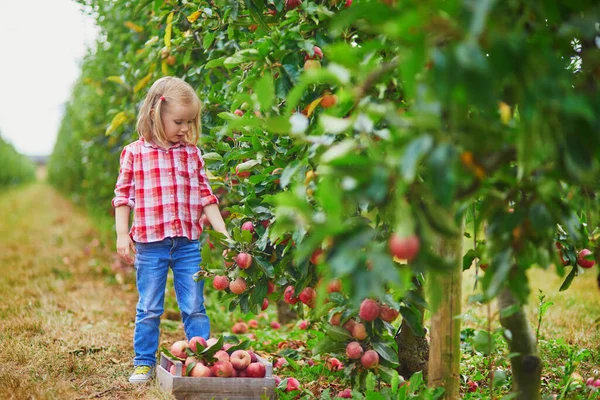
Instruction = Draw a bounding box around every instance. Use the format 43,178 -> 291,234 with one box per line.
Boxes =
1,180 -> 599,399
0,183 -> 171,399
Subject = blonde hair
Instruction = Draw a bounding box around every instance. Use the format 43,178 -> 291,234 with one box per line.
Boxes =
137,76 -> 202,147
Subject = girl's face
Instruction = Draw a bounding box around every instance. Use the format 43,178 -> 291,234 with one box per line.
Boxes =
160,102 -> 198,147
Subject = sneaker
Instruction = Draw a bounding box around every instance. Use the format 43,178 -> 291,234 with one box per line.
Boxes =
129,365 -> 154,384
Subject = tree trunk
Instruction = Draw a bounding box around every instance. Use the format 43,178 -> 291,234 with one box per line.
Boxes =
396,278 -> 429,379
498,287 -> 542,400
276,300 -> 297,324
428,228 -> 463,399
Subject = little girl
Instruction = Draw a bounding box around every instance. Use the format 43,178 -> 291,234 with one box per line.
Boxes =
112,76 -> 229,384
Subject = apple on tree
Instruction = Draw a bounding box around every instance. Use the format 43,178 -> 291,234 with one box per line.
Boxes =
229,277 -> 247,294
388,234 -> 420,261
359,298 -> 381,321
236,252 -> 253,269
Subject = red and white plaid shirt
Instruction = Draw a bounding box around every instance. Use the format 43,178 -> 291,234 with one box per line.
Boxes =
111,138 -> 219,243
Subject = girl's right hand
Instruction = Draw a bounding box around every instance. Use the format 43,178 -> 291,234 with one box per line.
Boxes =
116,234 -> 136,264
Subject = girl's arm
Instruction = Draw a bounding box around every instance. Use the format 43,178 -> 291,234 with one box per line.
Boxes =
115,205 -> 136,264
203,204 -> 231,239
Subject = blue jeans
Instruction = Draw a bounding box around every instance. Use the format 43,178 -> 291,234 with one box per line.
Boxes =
133,237 -> 209,367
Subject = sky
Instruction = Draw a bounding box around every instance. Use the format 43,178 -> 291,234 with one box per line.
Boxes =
0,0 -> 98,156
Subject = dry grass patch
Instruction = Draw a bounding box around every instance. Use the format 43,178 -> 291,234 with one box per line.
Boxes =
0,184 -> 172,400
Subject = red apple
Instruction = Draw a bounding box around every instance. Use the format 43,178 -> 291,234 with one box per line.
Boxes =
327,357 -> 344,371
230,350 -> 252,370
284,285 -> 299,304
262,298 -> 269,311
352,323 -> 368,341
232,321 -> 249,334
359,298 -> 381,321
241,221 -> 255,233
286,377 -> 300,392
237,252 -> 253,269
577,249 -> 595,268
467,380 -> 479,392
270,320 -> 281,329
337,389 -> 352,398
343,318 -> 357,333
170,340 -> 188,359
248,319 -> 259,329
327,279 -> 342,293
188,336 -> 207,353
206,337 -> 219,348
212,360 -> 234,377
321,94 -> 337,108
344,0 -> 352,7
238,369 -> 248,377
274,357 -> 288,369
285,0 -> 302,10
304,46 -> 324,61
388,234 -> 420,261
330,312 -> 342,326
236,165 -> 251,179
379,305 -> 399,323
299,287 -> 317,308
298,320 -> 308,330
229,277 -> 247,294
246,362 -> 266,378
304,59 -> 321,70
190,362 -> 213,377
234,109 -> 244,117
248,351 -> 258,363
361,350 -> 379,369
346,341 -> 364,359
214,350 -> 230,363
267,281 -> 275,294
222,343 -> 234,352
310,249 -> 325,264
213,275 -> 229,291
185,356 -> 199,370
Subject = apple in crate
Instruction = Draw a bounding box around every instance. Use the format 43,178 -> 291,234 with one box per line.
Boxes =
230,350 -> 251,370
246,362 -> 266,378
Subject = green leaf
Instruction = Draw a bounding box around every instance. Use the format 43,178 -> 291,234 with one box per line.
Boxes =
255,72 -> 274,111
463,249 -> 477,271
399,305 -> 425,337
559,266 -> 577,292
202,152 -> 222,161
204,57 -> 225,69
254,256 -> 275,278
371,341 -> 399,366
203,32 -> 216,49
400,135 -> 433,182
326,325 -> 353,342
312,336 -> 346,355
473,330 -> 494,355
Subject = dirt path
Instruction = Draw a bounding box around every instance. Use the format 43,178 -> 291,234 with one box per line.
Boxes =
0,183 -> 172,399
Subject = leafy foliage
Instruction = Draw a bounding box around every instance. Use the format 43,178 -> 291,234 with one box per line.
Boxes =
50,0 -> 600,394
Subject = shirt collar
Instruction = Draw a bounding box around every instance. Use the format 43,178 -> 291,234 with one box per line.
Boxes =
141,137 -> 186,150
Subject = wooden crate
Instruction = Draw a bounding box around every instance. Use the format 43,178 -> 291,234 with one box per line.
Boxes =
157,352 -> 276,400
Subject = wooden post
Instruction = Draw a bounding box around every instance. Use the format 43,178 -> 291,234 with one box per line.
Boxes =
427,226 -> 463,399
